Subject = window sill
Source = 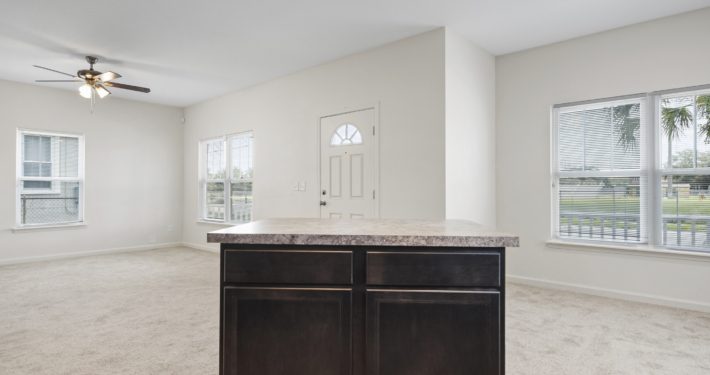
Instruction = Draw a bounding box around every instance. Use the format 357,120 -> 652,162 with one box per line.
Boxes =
196,220 -> 247,226
12,222 -> 87,232
546,239 -> 710,261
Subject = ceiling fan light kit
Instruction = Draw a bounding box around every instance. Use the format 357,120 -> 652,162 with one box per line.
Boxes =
78,83 -> 93,99
33,56 -> 151,112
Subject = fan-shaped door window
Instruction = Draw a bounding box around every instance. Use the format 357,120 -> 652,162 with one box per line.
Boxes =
330,124 -> 363,146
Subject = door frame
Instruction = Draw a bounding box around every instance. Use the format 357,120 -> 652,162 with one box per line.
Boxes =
317,103 -> 380,218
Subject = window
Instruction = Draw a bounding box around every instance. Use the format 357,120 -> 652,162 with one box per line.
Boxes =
330,124 -> 362,146
199,132 -> 253,223
553,86 -> 710,253
659,92 -> 710,249
554,99 -> 646,244
16,130 -> 84,227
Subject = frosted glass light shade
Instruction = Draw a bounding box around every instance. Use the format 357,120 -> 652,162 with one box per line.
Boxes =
95,85 -> 110,99
78,84 -> 93,99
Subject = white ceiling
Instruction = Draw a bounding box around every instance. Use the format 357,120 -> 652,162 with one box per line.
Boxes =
1,0 -> 709,107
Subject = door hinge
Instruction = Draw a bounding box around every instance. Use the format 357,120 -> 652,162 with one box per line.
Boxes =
372,190 -> 376,199
372,126 -> 375,136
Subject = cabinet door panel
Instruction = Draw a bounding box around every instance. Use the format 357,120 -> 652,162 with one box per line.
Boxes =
223,287 -> 352,375
366,290 -> 500,375
367,252 -> 500,287
224,250 -> 353,285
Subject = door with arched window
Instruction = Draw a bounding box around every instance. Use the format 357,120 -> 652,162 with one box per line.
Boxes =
319,108 -> 377,218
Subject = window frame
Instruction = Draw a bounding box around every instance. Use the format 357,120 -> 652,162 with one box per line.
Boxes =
656,88 -> 710,250
198,131 -> 254,224
15,129 -> 85,228
200,136 -> 227,222
552,86 -> 710,253
551,97 -> 649,246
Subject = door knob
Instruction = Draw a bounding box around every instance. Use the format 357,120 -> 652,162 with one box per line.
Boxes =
320,201 -> 327,206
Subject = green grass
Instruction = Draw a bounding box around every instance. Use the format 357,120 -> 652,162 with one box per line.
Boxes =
560,196 -> 640,214
560,196 -> 710,216
660,197 -> 710,216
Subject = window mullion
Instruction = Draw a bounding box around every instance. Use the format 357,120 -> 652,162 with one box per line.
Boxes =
694,97 -> 698,168
224,138 -> 231,223
645,95 -> 659,247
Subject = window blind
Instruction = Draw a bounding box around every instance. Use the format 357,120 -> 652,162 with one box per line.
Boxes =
553,85 -> 710,253
554,100 -> 648,244
199,132 -> 254,223
17,131 -> 83,226
659,92 -> 710,250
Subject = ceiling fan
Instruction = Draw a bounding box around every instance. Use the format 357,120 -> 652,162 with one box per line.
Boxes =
33,56 -> 151,111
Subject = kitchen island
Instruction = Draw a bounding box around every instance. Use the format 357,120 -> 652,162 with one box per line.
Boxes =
208,218 -> 519,375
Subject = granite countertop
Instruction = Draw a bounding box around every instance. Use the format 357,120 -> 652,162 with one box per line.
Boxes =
207,218 -> 519,248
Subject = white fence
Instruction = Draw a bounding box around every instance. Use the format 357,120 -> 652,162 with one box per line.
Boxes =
559,211 -> 710,248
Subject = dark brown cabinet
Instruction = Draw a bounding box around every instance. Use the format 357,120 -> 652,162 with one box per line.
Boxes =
366,290 -> 500,375
366,251 -> 501,287
222,287 -> 352,375
220,245 -> 505,375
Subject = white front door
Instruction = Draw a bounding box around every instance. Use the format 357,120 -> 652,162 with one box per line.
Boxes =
320,108 -> 377,219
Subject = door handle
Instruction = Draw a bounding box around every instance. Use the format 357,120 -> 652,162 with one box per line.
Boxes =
320,201 -> 327,206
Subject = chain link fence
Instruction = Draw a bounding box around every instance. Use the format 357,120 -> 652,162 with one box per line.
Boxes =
20,182 -> 80,225
21,197 -> 79,225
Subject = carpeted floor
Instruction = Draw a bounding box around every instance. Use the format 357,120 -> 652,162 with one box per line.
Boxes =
506,281 -> 710,374
0,247 -> 709,374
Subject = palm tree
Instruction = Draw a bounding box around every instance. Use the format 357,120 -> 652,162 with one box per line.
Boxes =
662,101 -> 693,164
614,97 -> 710,149
614,104 -> 641,151
697,95 -> 710,143
661,99 -> 693,195
612,96 -> 710,196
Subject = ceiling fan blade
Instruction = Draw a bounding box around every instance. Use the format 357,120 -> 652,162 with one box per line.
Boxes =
32,65 -> 76,78
96,71 -> 121,82
103,82 -> 150,93
35,80 -> 82,82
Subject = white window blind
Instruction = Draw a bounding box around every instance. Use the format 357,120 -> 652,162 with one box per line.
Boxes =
17,130 -> 84,226
553,99 -> 648,244
199,131 -> 253,223
553,85 -> 710,253
659,91 -> 710,249
229,134 -> 253,222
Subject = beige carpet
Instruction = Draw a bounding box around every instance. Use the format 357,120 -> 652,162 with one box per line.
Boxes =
506,282 -> 710,374
0,248 -> 219,375
1,247 -> 709,374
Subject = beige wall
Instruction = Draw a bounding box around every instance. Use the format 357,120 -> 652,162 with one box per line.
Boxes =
496,8 -> 710,311
183,29 -> 447,249
0,79 -> 184,262
445,29 -> 496,226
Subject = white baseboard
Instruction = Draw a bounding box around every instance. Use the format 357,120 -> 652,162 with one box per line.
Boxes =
507,274 -> 710,313
181,242 -> 219,253
0,242 -> 183,266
